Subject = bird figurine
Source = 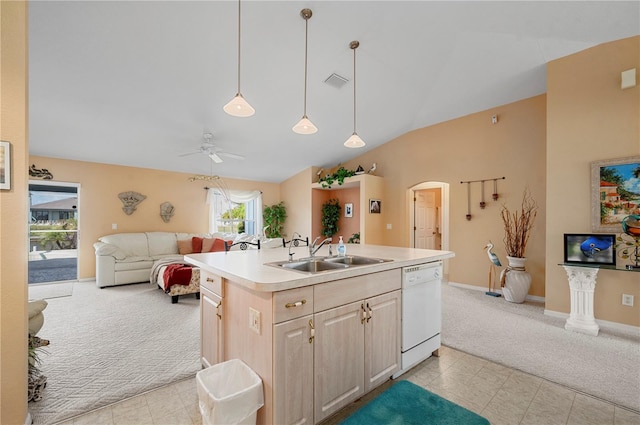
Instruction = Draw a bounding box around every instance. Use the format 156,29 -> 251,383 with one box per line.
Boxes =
484,241 -> 502,297
368,162 -> 377,174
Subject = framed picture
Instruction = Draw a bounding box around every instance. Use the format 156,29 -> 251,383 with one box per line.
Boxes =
345,203 -> 353,218
563,233 -> 616,266
369,199 -> 381,214
0,141 -> 10,190
591,156 -> 640,232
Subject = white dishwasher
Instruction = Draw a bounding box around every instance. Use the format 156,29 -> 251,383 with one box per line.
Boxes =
393,261 -> 442,378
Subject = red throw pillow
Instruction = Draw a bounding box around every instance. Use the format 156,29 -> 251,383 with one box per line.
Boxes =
201,237 -> 228,253
192,236 -> 204,253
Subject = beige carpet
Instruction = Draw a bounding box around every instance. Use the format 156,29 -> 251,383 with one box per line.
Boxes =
441,283 -> 640,413
28,281 -> 200,425
29,281 -> 74,301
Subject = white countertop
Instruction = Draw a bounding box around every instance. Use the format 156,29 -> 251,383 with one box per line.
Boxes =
185,244 -> 455,292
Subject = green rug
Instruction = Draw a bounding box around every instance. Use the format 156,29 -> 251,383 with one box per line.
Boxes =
340,380 -> 490,425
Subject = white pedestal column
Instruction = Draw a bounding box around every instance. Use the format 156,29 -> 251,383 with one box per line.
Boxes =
562,265 -> 599,336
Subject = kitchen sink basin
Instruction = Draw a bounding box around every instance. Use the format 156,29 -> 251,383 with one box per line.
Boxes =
323,255 -> 391,266
272,259 -> 349,273
266,255 -> 392,274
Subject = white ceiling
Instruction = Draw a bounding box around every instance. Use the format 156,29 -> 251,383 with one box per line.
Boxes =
28,1 -> 639,183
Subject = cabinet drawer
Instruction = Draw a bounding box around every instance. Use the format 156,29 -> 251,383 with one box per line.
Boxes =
314,269 -> 400,313
273,286 -> 314,323
201,270 -> 223,295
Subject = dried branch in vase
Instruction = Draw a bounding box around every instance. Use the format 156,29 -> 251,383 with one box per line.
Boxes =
501,188 -> 538,258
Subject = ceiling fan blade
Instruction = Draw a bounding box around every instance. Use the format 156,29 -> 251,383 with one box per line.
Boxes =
218,151 -> 245,161
208,152 -> 223,163
177,150 -> 202,157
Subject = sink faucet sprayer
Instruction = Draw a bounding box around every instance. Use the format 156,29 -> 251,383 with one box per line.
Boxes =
309,236 -> 333,258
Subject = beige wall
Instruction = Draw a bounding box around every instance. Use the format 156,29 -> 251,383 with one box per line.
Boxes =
546,36 -> 640,326
339,96 -> 548,297
0,1 -> 29,423
280,166 -> 315,239
29,156 -> 280,280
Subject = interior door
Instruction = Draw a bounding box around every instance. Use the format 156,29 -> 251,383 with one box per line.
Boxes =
414,190 -> 436,249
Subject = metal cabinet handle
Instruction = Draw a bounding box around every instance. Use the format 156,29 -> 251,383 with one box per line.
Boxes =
366,303 -> 372,323
361,304 -> 367,324
285,299 -> 307,309
216,300 -> 222,320
206,277 -> 215,283
309,319 -> 315,344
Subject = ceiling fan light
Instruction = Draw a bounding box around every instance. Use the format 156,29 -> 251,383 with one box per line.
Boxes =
223,94 -> 255,117
344,133 -> 365,148
293,116 -> 318,134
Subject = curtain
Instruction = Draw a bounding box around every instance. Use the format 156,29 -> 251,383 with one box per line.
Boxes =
207,189 -> 263,235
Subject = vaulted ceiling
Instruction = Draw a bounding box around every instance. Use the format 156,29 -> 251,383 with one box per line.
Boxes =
28,1 -> 639,183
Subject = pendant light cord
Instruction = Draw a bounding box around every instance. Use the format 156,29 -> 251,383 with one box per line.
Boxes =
236,0 -> 242,95
303,17 -> 309,116
353,44 -> 357,134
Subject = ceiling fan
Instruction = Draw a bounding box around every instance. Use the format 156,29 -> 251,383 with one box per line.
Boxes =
178,133 -> 245,163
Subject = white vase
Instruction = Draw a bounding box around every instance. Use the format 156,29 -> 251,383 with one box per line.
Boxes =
500,256 -> 531,303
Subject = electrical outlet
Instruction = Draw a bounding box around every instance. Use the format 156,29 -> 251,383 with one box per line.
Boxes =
622,294 -> 634,307
249,307 -> 261,334
112,223 -> 118,230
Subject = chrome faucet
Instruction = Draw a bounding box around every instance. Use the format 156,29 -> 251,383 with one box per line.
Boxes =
288,232 -> 302,262
309,236 -> 333,258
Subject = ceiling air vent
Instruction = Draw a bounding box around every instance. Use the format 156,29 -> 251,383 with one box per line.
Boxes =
323,73 -> 349,89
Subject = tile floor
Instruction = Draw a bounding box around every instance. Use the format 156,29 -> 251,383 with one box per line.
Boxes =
56,346 -> 640,425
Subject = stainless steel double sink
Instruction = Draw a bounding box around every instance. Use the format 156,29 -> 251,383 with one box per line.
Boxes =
266,255 -> 392,274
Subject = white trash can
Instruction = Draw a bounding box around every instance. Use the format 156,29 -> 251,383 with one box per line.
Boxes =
196,359 -> 264,425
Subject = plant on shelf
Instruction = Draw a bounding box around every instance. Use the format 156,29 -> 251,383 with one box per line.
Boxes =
263,202 -> 287,238
319,166 -> 356,188
321,198 -> 341,237
348,232 -> 360,244
500,188 -> 538,259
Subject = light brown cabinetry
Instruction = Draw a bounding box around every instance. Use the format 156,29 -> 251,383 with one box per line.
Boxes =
273,315 -> 314,425
200,271 -> 223,368
313,290 -> 400,423
201,268 -> 401,425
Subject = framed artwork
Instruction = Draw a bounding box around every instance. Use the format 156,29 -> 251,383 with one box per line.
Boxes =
564,233 -> 616,266
591,156 -> 640,232
0,141 -> 10,190
369,199 -> 381,214
345,203 -> 353,218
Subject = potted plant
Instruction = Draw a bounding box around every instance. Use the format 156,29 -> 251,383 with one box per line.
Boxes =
321,199 -> 341,237
263,202 -> 287,239
319,167 -> 356,188
499,188 -> 538,303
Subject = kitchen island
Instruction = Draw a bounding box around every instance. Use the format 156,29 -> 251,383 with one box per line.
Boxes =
186,244 -> 454,425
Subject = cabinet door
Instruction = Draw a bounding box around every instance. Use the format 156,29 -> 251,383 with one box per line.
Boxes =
200,286 -> 222,368
314,301 -> 365,423
274,315 -> 314,425
364,290 -> 400,392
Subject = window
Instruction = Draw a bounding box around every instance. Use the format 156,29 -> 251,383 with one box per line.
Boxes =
208,190 -> 263,236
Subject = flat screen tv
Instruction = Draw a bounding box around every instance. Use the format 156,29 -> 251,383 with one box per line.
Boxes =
563,233 -> 616,266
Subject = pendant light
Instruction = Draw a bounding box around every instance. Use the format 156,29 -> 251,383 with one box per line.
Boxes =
224,0 -> 255,117
293,9 -> 317,134
344,40 -> 365,148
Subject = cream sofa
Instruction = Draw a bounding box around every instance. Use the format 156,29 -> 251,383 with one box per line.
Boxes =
94,232 -> 202,288
94,231 -> 282,289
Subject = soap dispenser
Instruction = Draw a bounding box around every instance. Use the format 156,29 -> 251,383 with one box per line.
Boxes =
337,236 -> 346,257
